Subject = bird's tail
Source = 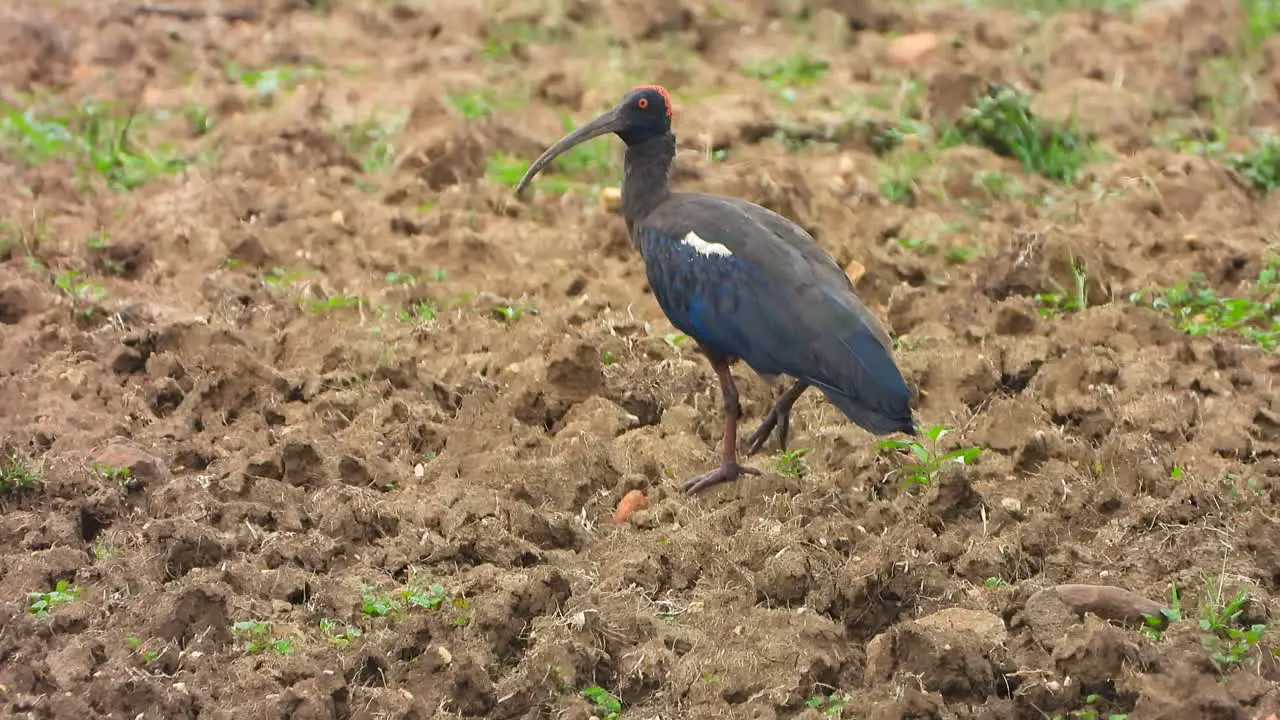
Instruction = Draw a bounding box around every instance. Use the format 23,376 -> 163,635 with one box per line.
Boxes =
802,329 -> 917,437
816,385 -> 917,436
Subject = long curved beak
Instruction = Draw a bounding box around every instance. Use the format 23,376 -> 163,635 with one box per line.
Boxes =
514,105 -> 624,196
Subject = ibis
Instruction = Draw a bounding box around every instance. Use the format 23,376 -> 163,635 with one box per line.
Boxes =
515,85 -> 917,494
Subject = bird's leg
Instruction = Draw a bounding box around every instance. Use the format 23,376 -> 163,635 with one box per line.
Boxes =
743,379 -> 809,456
681,357 -> 763,495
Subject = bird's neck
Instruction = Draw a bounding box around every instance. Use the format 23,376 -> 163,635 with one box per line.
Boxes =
621,133 -> 674,221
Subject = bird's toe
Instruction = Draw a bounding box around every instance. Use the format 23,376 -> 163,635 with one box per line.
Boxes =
681,462 -> 762,495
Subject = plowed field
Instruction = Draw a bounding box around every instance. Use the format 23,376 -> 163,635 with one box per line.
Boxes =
2,0 -> 1280,718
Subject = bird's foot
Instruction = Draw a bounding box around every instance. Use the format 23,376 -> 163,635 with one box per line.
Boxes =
743,415 -> 782,456
681,461 -> 762,495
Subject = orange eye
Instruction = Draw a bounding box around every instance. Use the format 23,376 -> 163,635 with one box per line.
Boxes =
638,98 -> 649,109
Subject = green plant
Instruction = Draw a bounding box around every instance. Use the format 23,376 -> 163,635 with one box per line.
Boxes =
1053,691 -> 1129,720
1140,580 -> 1270,674
397,300 -> 438,324
336,114 -> 404,174
877,425 -> 983,487
53,269 -> 107,317
493,303 -> 538,323
231,620 -> 294,655
739,51 -> 829,103
301,293 -> 364,315
90,461 -> 137,490
0,456 -> 41,495
1036,257 -> 1091,317
1130,256 -> 1279,351
0,98 -> 192,191
953,84 -> 1094,184
1198,583 -> 1269,673
878,147 -> 932,204
1139,584 -> 1183,640
125,636 -> 163,662
805,691 -> 849,717
318,618 -> 363,646
28,579 -> 80,617
580,686 -> 622,719
1227,133 -> 1280,192
774,447 -> 810,478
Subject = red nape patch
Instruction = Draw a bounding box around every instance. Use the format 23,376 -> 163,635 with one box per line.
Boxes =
631,84 -> 674,118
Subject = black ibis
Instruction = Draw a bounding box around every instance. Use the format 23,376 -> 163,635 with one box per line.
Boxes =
515,85 -> 917,494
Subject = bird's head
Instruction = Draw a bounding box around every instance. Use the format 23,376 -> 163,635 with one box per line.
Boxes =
515,85 -> 673,195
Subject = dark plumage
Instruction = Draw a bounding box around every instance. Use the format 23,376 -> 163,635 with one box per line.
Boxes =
516,85 -> 916,494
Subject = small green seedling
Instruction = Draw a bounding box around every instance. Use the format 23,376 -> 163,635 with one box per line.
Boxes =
1139,583 -> 1183,640
492,304 -> 538,323
580,686 -> 622,719
125,636 -> 163,662
28,579 -> 80,617
1054,692 -> 1129,720
301,293 -> 363,315
53,269 -> 108,318
0,456 -> 41,495
90,461 -> 138,490
805,691 -> 849,717
397,301 -> 438,325
231,620 -> 294,655
877,424 -> 982,487
1036,257 -> 1090,317
318,618 -> 363,646
774,447 -> 810,478
1199,584 -> 1269,673
401,583 -> 447,610
983,576 -> 1008,588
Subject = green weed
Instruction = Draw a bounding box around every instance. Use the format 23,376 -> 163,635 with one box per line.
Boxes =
397,300 -> 439,325
336,113 -> 405,174
1053,692 -> 1129,720
318,618 -> 363,646
0,456 -> 41,495
493,303 -> 539,323
1242,0 -> 1280,50
1036,257 -> 1091,317
359,581 -> 456,619
28,579 -> 80,617
952,84 -> 1094,184
774,447 -> 811,478
879,147 -> 932,204
125,636 -> 164,663
1227,133 -> 1280,192
1199,582 -> 1270,673
231,620 -> 294,655
225,63 -> 313,101
877,424 -> 983,487
53,270 -> 107,318
805,691 -> 849,717
1130,256 -> 1279,351
1142,580 -> 1271,674
90,461 -> 138,490
301,293 -> 364,315
579,686 -> 622,719
739,51 -> 829,103
0,98 -> 192,191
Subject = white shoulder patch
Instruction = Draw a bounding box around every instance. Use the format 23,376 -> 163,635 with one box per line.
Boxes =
680,230 -> 733,257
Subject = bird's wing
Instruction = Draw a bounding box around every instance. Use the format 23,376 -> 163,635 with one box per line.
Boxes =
635,193 -> 913,434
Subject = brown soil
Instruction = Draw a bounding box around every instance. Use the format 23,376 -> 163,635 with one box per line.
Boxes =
1,0 -> 1279,718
